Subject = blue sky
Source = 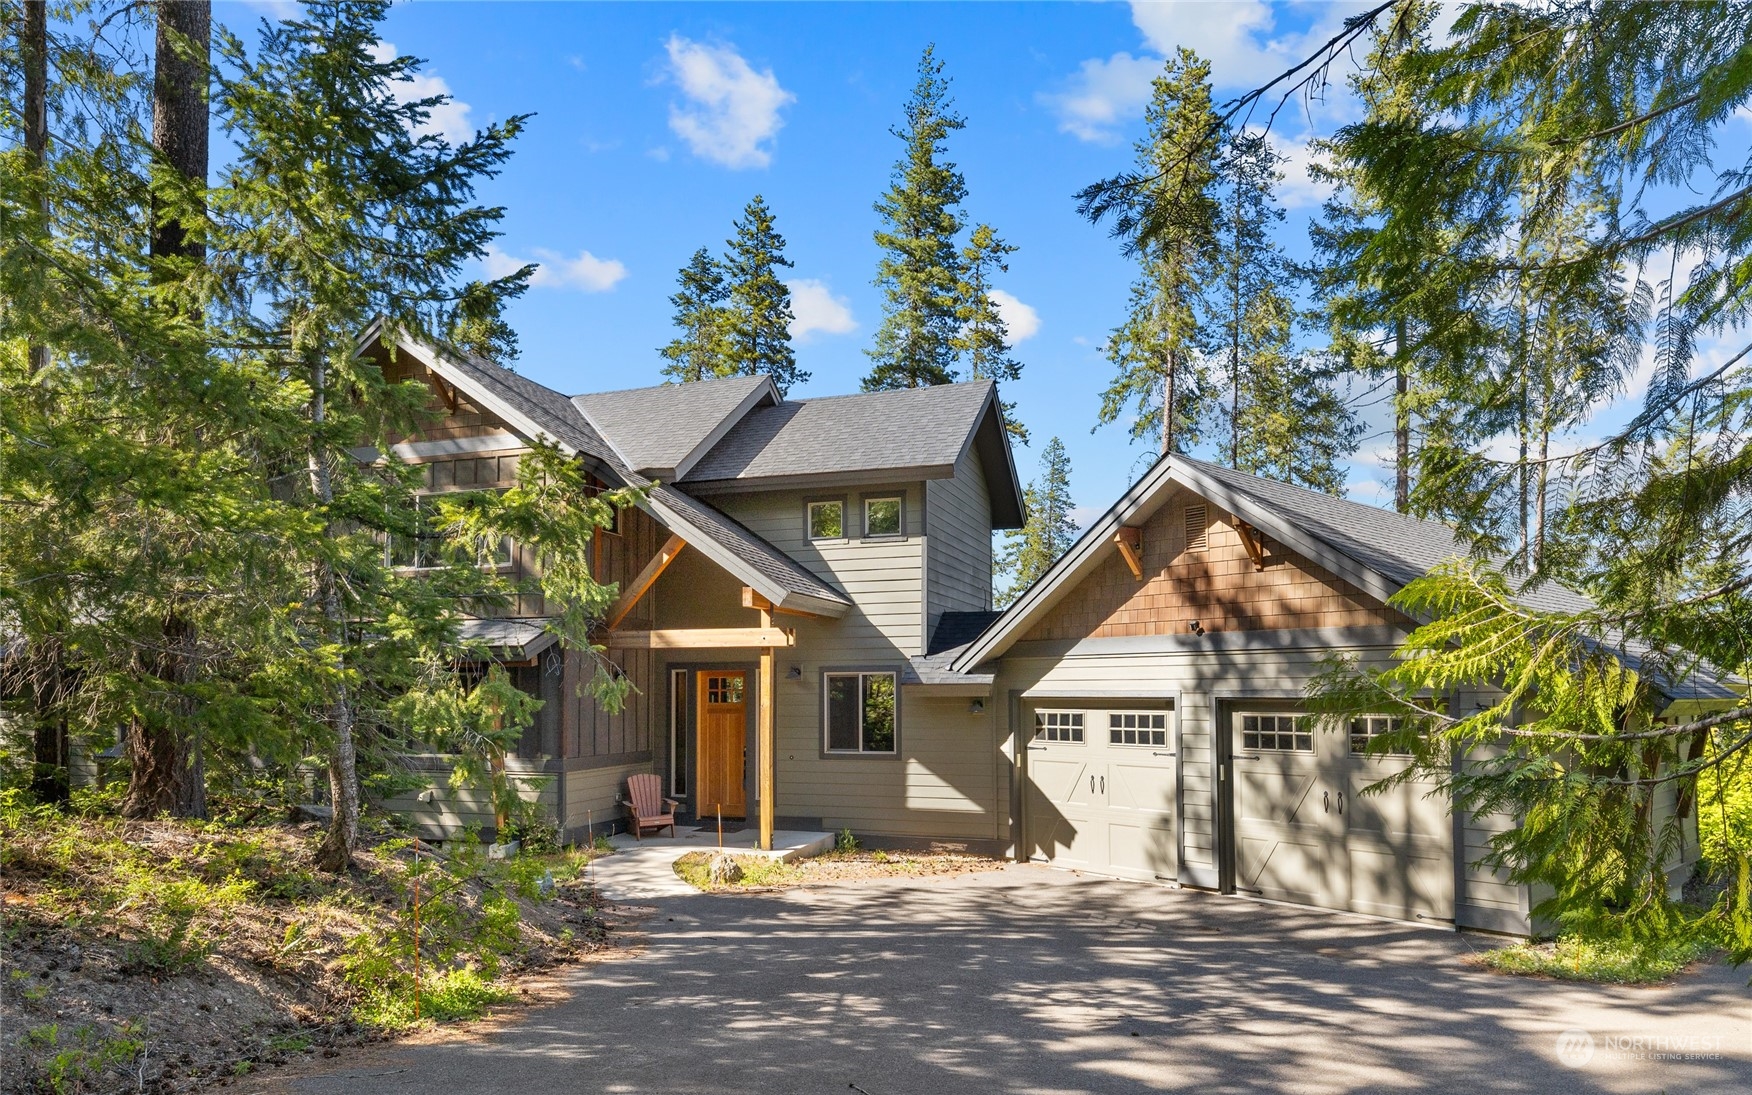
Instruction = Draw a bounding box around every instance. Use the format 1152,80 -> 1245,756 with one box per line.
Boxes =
226,1 -> 1751,525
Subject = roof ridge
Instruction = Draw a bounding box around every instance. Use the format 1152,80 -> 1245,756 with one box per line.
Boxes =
781,378 -> 995,406
571,373 -> 768,400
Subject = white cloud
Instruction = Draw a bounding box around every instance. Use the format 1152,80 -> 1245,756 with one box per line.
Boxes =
1047,2 -> 1377,143
786,279 -> 856,341
1039,52 -> 1160,143
368,41 -> 475,146
484,245 -> 628,293
663,36 -> 794,169
991,290 -> 1042,343
1267,131 -> 1334,209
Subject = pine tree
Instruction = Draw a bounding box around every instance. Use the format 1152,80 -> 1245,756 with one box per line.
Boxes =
722,195 -> 805,395
1086,49 -> 1222,456
864,45 -> 967,391
996,438 -> 1076,606
954,223 -> 1027,444
658,247 -> 732,383
1213,132 -> 1358,494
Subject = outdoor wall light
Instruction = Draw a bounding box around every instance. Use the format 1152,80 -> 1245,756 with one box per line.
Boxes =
1187,620 -> 1206,635
969,699 -> 985,714
787,665 -> 802,680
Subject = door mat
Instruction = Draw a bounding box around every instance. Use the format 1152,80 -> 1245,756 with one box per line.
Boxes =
693,822 -> 748,833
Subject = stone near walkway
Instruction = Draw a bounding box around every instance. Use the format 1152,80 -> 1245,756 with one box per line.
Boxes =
590,828 -> 832,901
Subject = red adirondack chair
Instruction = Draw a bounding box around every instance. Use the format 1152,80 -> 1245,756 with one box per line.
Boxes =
625,773 -> 679,840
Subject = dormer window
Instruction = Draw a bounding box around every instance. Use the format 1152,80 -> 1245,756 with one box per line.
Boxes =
808,499 -> 845,541
863,495 -> 903,538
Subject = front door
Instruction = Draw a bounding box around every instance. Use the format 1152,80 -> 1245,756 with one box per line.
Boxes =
696,671 -> 747,819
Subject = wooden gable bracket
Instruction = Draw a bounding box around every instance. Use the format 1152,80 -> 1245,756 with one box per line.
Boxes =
428,369 -> 460,413
605,533 -> 686,630
741,586 -> 834,620
1234,520 -> 1266,571
1114,526 -> 1145,581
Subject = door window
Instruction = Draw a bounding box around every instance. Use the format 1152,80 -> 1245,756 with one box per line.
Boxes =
1034,711 -> 1084,742
1109,712 -> 1169,746
1240,713 -> 1311,752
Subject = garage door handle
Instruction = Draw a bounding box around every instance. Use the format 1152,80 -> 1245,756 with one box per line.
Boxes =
1090,775 -> 1096,793
1099,775 -> 1105,793
1336,792 -> 1344,814
1152,751 -> 1175,757
1236,754 -> 1260,761
1323,790 -> 1330,813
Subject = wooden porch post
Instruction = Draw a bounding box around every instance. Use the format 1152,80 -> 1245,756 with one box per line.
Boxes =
758,608 -> 776,851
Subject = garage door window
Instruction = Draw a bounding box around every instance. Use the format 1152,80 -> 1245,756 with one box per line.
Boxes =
1350,715 -> 1411,755
1034,711 -> 1084,742
1109,712 -> 1168,746
1241,713 -> 1311,752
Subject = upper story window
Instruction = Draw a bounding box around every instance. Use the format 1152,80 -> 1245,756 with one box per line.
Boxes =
808,499 -> 845,541
387,491 -> 512,571
864,495 -> 903,538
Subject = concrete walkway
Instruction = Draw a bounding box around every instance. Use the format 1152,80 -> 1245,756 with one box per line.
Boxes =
272,866 -> 1751,1094
589,827 -> 833,901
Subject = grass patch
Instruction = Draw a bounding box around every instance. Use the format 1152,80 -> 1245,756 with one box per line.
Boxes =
1482,933 -> 1714,984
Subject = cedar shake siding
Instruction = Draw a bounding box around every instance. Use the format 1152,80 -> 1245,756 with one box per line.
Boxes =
1022,490 -> 1402,644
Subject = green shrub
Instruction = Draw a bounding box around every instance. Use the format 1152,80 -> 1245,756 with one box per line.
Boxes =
835,828 -> 858,853
1483,933 -> 1710,983
1698,743 -> 1752,878
352,965 -> 515,1028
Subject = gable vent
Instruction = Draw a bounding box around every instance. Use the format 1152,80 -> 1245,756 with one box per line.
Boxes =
1184,503 -> 1208,552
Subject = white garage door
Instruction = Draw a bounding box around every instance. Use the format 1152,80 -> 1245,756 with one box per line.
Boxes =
1232,710 -> 1453,922
1023,706 -> 1178,883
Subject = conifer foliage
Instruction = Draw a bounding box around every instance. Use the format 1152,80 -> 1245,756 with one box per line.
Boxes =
864,45 -> 1026,418
996,438 -> 1077,606
659,195 -> 806,395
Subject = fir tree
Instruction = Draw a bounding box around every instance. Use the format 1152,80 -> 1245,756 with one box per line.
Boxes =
1086,49 -> 1222,455
722,194 -> 805,394
1213,132 -> 1358,494
955,223 -> 1027,444
865,45 -> 967,391
996,438 -> 1077,607
658,247 -> 732,383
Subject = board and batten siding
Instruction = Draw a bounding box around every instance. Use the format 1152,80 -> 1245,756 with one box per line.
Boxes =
925,445 -> 995,631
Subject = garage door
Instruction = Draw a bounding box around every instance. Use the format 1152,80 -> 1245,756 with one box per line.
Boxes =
1232,710 -> 1452,922
1024,706 -> 1177,883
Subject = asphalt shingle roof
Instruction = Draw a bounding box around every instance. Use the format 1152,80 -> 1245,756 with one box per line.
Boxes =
428,347 -> 848,611
929,611 -> 1004,656
681,381 -> 997,484
572,375 -> 771,477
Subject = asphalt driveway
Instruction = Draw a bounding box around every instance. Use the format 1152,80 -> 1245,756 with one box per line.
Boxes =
275,865 -> 1751,1094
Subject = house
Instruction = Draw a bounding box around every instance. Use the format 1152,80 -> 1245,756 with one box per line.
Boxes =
366,329 -> 1735,935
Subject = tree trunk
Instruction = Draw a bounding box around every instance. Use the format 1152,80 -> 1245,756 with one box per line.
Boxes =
1162,350 -> 1176,458
122,1 -> 212,819
21,2 -> 66,804
1393,317 -> 1409,513
151,0 -> 209,265
307,355 -> 360,873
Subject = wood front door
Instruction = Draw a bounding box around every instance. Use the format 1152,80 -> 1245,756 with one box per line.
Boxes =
696,671 -> 747,819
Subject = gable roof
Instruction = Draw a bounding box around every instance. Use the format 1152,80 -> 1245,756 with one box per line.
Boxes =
572,375 -> 777,481
680,381 -> 1026,527
952,453 -> 1738,703
368,329 -> 851,618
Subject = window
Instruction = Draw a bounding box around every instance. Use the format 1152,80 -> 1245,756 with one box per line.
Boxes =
705,674 -> 744,704
863,496 -> 902,538
1350,715 -> 1411,756
1034,711 -> 1084,742
808,499 -> 845,540
387,491 -> 512,570
1110,712 -> 1169,746
824,671 -> 897,754
669,670 -> 688,797
1241,713 -> 1310,752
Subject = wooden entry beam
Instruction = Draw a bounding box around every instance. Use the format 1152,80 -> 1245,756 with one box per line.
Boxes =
757,607 -> 776,852
606,627 -> 795,650
740,586 -> 833,619
605,533 -> 685,630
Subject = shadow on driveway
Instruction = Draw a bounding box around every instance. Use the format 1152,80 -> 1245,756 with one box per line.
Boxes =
278,865 -> 1751,1094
